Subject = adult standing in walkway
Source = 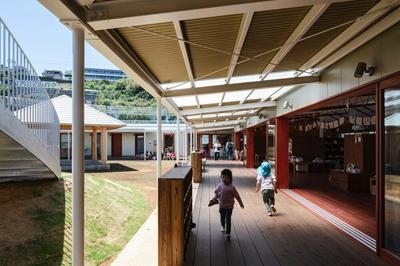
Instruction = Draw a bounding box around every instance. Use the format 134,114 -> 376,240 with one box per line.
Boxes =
213,139 -> 222,161
225,139 -> 234,160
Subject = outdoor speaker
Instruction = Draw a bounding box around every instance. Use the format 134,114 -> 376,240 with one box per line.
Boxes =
354,62 -> 367,78
354,62 -> 375,78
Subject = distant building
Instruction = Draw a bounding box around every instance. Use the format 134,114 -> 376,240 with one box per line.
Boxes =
64,68 -> 127,82
42,70 -> 64,80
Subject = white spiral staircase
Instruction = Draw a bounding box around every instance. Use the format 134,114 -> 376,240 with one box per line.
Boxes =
0,18 -> 60,182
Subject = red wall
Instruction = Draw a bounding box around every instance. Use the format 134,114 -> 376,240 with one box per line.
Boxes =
246,128 -> 254,168
275,117 -> 289,188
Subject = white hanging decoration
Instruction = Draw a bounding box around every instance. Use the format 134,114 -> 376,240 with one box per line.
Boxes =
339,117 -> 345,125
356,117 -> 363,125
371,116 -> 376,125
334,120 -> 339,128
363,116 -> 371,126
313,122 -> 317,128
349,116 -> 355,124
299,125 -> 303,131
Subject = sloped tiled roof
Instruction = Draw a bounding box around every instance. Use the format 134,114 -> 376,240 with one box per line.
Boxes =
51,95 -> 126,129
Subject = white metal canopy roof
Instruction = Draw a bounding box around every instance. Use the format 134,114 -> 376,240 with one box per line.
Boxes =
39,0 -> 400,129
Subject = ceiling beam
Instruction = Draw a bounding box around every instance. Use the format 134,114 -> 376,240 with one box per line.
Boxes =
226,12 -> 253,83
261,3 -> 329,79
193,120 -> 246,128
315,6 -> 400,72
299,0 -> 399,73
173,20 -> 195,88
188,114 -> 254,123
181,101 -> 276,116
196,126 -> 236,132
164,75 -> 319,98
87,0 -> 352,30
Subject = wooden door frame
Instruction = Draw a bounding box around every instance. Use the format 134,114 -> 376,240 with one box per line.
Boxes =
377,72 -> 400,264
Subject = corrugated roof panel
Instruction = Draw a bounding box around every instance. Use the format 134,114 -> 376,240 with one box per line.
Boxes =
117,23 -> 189,83
275,0 -> 379,72
233,6 -> 312,76
182,14 -> 243,79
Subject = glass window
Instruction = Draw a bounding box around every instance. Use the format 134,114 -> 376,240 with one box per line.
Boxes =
201,135 -> 209,146
60,133 -> 71,159
384,88 -> 400,257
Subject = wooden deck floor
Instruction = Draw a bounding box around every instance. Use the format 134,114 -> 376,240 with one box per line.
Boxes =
185,161 -> 385,266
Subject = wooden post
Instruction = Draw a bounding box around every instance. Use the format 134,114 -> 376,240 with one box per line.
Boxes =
191,151 -> 202,183
101,128 -> 107,165
246,128 -> 254,168
91,128 -> 97,160
275,117 -> 289,189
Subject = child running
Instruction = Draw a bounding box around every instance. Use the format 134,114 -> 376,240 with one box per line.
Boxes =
214,169 -> 244,240
256,162 -> 277,216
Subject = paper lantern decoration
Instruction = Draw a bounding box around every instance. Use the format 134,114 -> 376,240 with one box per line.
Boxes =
339,117 -> 345,125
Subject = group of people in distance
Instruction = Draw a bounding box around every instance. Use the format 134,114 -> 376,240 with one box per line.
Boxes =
200,139 -> 245,161
208,161 -> 277,240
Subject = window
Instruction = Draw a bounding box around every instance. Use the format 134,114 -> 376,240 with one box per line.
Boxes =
383,88 -> 400,257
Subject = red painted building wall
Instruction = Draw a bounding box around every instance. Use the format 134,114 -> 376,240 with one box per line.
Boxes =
275,117 -> 289,188
246,128 -> 254,168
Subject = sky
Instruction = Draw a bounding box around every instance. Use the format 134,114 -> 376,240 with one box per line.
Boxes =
0,0 -> 118,74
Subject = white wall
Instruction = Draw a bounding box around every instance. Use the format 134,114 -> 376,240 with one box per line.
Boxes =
276,22 -> 400,116
107,134 -> 111,156
122,133 -> 135,156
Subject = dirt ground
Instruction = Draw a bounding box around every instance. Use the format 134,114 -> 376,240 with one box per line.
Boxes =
86,160 -> 175,216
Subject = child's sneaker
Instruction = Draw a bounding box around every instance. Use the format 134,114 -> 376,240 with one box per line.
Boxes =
226,234 -> 231,240
220,226 -> 225,232
267,211 -> 272,216
271,205 -> 277,213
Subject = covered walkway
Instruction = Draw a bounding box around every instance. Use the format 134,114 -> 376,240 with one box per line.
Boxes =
185,161 -> 384,266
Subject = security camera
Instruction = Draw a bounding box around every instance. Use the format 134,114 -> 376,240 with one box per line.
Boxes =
354,62 -> 375,78
283,100 -> 292,109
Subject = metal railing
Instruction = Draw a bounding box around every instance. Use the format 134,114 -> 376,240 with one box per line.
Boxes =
0,18 -> 59,159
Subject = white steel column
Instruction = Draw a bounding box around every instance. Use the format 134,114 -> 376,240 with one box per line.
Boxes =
184,124 -> 188,161
67,131 -> 71,160
156,99 -> 162,178
101,128 -> 107,165
189,126 -> 193,153
176,118 -> 180,161
143,129 -> 147,160
72,24 -> 85,266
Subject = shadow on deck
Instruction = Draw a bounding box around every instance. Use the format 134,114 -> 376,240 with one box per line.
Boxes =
185,161 -> 384,266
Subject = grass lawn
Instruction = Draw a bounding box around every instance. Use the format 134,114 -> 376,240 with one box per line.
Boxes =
0,161 -> 173,266
62,173 -> 148,265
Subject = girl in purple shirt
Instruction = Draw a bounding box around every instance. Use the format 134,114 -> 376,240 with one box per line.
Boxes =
214,169 -> 244,240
